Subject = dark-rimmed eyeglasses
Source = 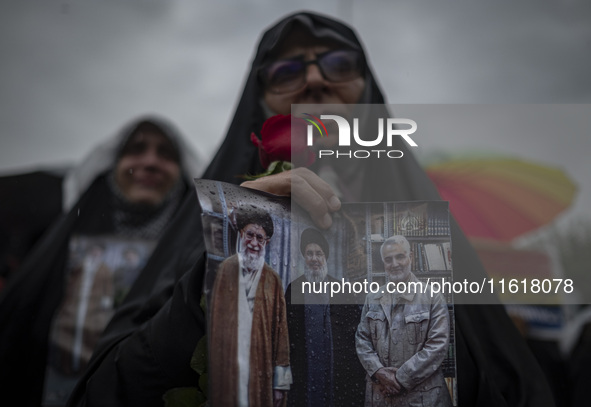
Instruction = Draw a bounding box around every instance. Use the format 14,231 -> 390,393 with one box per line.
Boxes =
243,230 -> 269,244
260,49 -> 364,94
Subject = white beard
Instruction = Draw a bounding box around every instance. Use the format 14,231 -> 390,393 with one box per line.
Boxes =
304,262 -> 328,284
386,267 -> 411,284
237,239 -> 266,273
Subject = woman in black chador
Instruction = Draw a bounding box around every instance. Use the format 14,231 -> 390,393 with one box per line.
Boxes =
0,117 -> 203,406
67,12 -> 555,407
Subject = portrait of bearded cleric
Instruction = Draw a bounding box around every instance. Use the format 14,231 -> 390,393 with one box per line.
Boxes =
203,198 -> 292,407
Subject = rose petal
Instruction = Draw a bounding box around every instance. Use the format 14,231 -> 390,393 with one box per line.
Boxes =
250,132 -> 262,147
255,114 -> 317,169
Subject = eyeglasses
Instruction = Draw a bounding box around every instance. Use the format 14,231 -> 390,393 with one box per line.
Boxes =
260,49 -> 364,94
243,230 -> 269,244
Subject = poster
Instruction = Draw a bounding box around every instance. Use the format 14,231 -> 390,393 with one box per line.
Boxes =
196,179 -> 457,406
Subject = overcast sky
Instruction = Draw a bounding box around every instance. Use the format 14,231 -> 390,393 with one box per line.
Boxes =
1,0 -> 590,226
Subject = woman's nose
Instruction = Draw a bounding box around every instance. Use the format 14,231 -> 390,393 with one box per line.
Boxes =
140,148 -> 161,166
304,63 -> 325,88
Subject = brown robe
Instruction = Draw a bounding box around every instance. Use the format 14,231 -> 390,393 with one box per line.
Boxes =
209,254 -> 290,407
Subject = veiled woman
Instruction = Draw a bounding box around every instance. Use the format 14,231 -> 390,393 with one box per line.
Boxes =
0,117 -> 203,406
207,11 -> 556,407
67,12 -> 556,407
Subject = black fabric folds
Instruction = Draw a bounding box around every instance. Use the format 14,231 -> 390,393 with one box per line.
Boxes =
0,170 -> 64,281
0,178 -> 112,406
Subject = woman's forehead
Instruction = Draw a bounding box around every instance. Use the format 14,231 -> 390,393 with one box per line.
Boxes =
119,127 -> 180,161
275,44 -> 333,59
271,27 -> 349,60
124,128 -> 170,147
128,130 -> 169,144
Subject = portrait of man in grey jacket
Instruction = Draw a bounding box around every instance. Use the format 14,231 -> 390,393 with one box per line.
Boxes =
355,235 -> 453,406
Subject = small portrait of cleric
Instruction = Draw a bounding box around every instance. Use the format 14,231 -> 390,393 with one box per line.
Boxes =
285,227 -> 366,407
356,235 -> 452,407
208,205 -> 292,407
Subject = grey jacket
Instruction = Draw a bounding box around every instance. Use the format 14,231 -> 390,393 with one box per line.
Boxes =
355,274 -> 453,407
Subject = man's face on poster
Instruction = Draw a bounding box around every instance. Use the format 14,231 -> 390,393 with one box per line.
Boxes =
239,223 -> 268,271
304,242 -> 328,283
123,249 -> 141,267
88,245 -> 105,260
381,242 -> 412,283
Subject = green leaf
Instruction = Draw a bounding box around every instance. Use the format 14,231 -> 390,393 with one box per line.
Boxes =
268,160 -> 293,175
200,294 -> 207,313
240,161 -> 293,180
162,387 -> 205,407
281,161 -> 294,171
199,373 -> 209,398
266,161 -> 280,172
190,336 -> 208,375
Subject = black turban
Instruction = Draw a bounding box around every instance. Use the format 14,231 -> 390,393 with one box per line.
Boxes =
235,205 -> 274,238
300,227 -> 329,259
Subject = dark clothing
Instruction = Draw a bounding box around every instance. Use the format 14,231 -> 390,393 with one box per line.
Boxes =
67,12 -> 555,407
285,274 -> 365,407
0,170 -> 64,283
0,117 -> 199,407
66,197 -> 206,407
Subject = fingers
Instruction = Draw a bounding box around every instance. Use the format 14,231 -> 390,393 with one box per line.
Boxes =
374,367 -> 402,397
293,168 -> 341,210
383,367 -> 401,391
240,172 -> 292,196
376,382 -> 389,396
290,169 -> 339,229
377,381 -> 399,398
390,375 -> 401,392
240,168 -> 341,229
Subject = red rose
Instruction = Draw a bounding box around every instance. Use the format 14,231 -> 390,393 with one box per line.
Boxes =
250,114 -> 316,169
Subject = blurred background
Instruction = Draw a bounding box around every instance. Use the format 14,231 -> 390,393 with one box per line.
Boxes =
1,1 -> 590,193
